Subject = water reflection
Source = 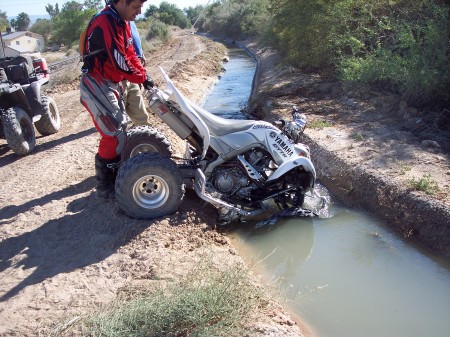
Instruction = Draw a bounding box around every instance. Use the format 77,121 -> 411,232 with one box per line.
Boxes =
232,205 -> 450,337
237,218 -> 315,284
202,47 -> 255,119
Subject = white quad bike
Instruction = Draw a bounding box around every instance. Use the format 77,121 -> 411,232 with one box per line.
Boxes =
116,67 -> 326,222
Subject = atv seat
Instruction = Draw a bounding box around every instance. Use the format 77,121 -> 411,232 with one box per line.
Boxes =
6,63 -> 30,84
190,102 -> 255,136
0,56 -> 34,85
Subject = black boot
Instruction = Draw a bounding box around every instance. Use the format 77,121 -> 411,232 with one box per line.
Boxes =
95,154 -> 120,199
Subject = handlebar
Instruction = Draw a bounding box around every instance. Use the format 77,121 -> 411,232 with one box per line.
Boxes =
273,106 -> 308,143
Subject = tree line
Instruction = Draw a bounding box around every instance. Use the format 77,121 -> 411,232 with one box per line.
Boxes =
1,0 -> 448,109
193,0 -> 449,109
1,1 -> 101,47
0,0 -> 201,47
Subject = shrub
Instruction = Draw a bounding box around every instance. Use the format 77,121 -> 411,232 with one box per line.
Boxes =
333,0 -> 449,106
199,0 -> 270,39
135,18 -> 152,30
408,173 -> 440,195
268,0 -> 335,70
146,20 -> 172,43
79,262 -> 261,337
267,0 -> 449,107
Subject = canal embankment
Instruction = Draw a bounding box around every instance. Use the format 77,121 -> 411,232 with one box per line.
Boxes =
239,37 -> 450,260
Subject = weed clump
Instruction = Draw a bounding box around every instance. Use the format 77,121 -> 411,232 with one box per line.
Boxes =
408,173 -> 440,195
58,261 -> 262,337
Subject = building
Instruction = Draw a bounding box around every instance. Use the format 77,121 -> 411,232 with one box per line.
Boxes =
1,30 -> 45,58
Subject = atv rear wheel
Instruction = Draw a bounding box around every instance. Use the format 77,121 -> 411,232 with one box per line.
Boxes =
116,153 -> 184,219
2,106 -> 36,155
34,95 -> 61,135
121,125 -> 172,162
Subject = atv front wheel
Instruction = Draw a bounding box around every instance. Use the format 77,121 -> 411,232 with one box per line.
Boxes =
2,107 -> 36,155
35,95 -> 61,135
121,125 -> 172,162
116,153 -> 184,219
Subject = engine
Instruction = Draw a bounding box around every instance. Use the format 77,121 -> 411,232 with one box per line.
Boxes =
212,167 -> 249,196
210,149 -> 275,199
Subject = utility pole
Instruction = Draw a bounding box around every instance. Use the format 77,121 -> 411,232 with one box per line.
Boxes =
192,0 -> 213,32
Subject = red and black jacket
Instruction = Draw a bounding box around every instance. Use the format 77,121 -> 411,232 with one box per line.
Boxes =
81,5 -> 146,84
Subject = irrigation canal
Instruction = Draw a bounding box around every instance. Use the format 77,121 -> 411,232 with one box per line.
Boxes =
202,45 -> 450,337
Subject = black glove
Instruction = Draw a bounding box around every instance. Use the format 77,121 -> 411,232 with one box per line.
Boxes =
142,75 -> 154,90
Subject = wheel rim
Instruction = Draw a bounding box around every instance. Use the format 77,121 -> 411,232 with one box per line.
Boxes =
132,174 -> 170,209
130,144 -> 160,158
20,118 -> 33,142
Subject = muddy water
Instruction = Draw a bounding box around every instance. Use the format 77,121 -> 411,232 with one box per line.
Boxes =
202,46 -> 255,119
204,46 -> 450,337
231,207 -> 450,337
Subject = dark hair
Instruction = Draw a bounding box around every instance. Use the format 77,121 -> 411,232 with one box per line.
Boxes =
110,0 -> 147,4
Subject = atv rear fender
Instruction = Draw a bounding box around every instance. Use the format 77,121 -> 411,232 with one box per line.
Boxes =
23,77 -> 48,118
0,83 -> 31,114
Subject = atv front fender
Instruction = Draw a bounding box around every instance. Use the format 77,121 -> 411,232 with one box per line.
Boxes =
267,156 -> 316,183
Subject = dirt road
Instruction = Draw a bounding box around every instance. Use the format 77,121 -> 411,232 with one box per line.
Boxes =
0,31 -> 305,336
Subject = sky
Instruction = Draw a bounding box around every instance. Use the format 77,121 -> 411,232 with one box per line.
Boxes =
1,0 -> 214,17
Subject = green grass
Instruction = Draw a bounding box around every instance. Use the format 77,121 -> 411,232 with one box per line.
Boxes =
351,132 -> 364,142
395,160 -> 412,175
308,119 -> 332,129
408,174 -> 440,195
54,260 -> 262,337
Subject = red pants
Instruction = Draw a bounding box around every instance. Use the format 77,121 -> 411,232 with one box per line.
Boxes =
80,73 -> 128,159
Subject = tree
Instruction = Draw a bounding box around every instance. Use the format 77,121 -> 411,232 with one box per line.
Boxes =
50,1 -> 96,46
84,0 -> 103,11
0,10 -> 9,33
9,19 -> 16,30
45,3 -> 60,19
185,5 -> 205,26
198,0 -> 269,38
144,5 -> 159,17
30,19 -> 52,44
12,12 -> 30,31
62,1 -> 84,12
155,2 -> 191,29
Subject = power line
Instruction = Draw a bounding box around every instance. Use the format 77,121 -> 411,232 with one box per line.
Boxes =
192,0 -> 213,30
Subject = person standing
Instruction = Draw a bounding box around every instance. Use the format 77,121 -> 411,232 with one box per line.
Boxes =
122,20 -> 150,126
80,0 -> 153,199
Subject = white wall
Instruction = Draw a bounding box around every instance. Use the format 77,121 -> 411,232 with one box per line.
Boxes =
6,34 -> 44,53
1,46 -> 21,58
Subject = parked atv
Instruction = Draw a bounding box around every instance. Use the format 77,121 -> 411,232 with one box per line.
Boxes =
0,55 -> 61,155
